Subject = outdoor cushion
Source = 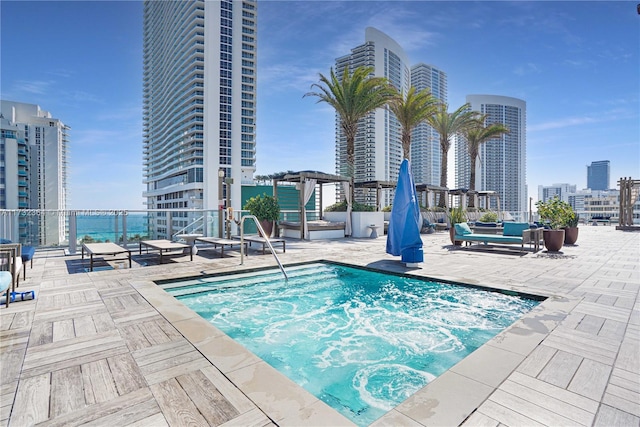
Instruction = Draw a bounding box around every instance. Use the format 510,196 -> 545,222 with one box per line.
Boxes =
474,221 -> 497,227
503,222 -> 530,237
458,234 -> 523,244
455,222 -> 473,235
21,245 -> 35,263
0,271 -> 10,293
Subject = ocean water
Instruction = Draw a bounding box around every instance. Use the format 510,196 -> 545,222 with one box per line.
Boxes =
76,214 -> 150,243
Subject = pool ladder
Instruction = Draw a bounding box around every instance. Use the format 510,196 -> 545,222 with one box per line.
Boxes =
238,215 -> 288,281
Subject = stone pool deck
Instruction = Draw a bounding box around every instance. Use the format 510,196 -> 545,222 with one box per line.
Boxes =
1,225 -> 638,426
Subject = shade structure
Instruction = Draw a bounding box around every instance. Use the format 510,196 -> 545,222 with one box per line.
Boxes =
386,159 -> 423,263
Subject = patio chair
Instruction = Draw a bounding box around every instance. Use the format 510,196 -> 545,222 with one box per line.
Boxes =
0,239 -> 34,278
0,271 -> 11,308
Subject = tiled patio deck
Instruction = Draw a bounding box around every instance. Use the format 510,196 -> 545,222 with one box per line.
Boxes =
1,226 -> 638,426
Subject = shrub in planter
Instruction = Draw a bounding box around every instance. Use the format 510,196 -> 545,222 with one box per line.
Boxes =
324,200 -> 375,212
478,211 -> 498,223
447,206 -> 467,245
536,197 -> 573,251
563,206 -> 580,245
243,194 -> 280,237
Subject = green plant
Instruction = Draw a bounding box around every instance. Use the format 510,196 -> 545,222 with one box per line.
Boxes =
382,205 -> 392,212
564,207 -> 579,228
478,211 -> 498,222
243,194 -> 281,221
448,206 -> 467,225
324,200 -> 375,212
535,197 -> 575,230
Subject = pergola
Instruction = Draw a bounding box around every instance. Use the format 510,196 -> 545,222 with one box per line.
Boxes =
617,177 -> 640,230
272,171 -> 352,239
353,180 -> 397,211
415,184 -> 449,210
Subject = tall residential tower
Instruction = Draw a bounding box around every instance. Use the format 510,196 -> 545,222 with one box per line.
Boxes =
0,100 -> 69,245
335,27 -> 410,207
456,95 -> 527,216
142,0 -> 257,237
410,63 -> 447,186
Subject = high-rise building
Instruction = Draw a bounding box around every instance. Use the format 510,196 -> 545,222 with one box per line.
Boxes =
587,160 -> 610,190
456,95 -> 527,216
142,0 -> 257,237
0,100 -> 69,245
538,183 -> 576,204
335,27 -> 410,207
410,63 -> 447,186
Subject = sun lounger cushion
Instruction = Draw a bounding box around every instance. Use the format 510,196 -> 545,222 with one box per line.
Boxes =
0,272 -> 10,293
454,223 -> 473,235
474,221 -> 497,227
503,222 -> 531,237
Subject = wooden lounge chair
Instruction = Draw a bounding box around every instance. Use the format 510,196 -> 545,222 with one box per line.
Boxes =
194,237 -> 247,257
139,240 -> 192,264
232,235 -> 285,254
82,242 -> 132,271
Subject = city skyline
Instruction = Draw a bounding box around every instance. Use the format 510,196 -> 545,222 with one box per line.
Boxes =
1,1 -> 638,210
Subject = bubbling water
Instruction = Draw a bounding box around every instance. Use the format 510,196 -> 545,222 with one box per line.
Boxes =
172,263 -> 538,426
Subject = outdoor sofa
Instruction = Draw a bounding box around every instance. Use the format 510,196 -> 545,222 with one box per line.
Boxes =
454,221 -> 542,253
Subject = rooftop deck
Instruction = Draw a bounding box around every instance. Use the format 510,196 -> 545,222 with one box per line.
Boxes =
1,226 -> 638,426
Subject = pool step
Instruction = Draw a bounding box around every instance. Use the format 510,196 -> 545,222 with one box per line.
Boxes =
162,264 -> 337,297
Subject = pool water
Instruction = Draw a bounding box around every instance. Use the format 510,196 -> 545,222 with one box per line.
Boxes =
164,262 -> 540,426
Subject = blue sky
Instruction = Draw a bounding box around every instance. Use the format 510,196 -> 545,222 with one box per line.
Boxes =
1,1 -> 638,210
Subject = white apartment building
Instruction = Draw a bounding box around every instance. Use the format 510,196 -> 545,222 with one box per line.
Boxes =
538,183 -> 577,204
456,95 -> 527,217
142,0 -> 257,237
0,100 -> 68,245
410,63 -> 447,186
335,27 -> 410,207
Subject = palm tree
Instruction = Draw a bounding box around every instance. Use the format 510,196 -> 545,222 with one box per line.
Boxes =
461,117 -> 509,207
304,66 -> 396,179
388,86 -> 440,160
426,103 -> 480,206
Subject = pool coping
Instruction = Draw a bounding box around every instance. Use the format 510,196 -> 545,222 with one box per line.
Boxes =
134,261 -> 580,427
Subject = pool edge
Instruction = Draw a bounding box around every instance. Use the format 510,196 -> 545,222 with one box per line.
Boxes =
140,262 -> 579,427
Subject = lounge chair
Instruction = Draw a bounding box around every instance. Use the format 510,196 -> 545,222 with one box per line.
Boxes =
139,239 -> 192,264
194,237 -> 247,257
454,222 -> 541,253
1,271 -> 11,308
0,239 -> 33,278
0,243 -> 24,287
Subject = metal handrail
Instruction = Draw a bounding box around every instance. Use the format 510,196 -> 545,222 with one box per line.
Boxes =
172,215 -> 205,240
238,215 -> 288,281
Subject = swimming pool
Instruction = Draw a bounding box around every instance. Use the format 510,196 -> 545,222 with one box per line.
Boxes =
163,262 -> 541,426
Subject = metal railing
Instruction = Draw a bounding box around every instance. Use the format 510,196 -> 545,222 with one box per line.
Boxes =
238,214 -> 288,280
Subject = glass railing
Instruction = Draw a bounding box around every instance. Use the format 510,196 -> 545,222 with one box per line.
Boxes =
0,208 -> 314,252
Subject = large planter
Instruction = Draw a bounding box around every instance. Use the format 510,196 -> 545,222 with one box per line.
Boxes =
563,227 -> 579,245
258,220 -> 274,237
543,229 -> 565,252
323,211 -> 384,238
449,227 -> 462,246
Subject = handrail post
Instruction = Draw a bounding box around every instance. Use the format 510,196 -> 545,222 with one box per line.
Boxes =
239,215 -> 288,281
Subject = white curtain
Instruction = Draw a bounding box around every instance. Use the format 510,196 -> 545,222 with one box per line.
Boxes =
342,181 -> 352,236
302,179 -> 317,240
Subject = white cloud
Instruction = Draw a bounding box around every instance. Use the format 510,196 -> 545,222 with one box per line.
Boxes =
14,80 -> 53,95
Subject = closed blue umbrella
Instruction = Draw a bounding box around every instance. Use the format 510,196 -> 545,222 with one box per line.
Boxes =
386,159 -> 423,264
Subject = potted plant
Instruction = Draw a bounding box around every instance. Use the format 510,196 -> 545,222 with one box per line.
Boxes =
535,197 -> 571,252
563,206 -> 580,245
478,211 -> 498,223
243,194 -> 281,237
448,206 -> 467,245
